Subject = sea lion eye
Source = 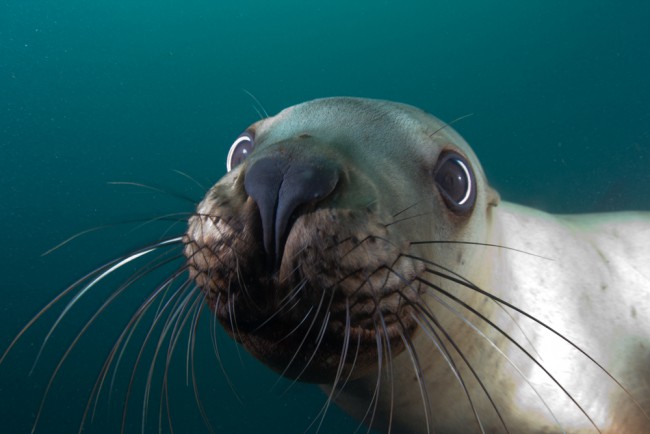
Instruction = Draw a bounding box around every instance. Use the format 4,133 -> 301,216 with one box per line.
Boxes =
434,151 -> 476,214
226,132 -> 255,172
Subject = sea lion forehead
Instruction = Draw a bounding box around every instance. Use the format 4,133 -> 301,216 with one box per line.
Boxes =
249,97 -> 466,157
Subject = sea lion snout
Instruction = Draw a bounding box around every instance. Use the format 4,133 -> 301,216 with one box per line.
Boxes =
244,155 -> 340,266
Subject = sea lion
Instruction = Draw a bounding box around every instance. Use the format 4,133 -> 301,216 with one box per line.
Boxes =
183,97 -> 650,433
4,97 -> 650,433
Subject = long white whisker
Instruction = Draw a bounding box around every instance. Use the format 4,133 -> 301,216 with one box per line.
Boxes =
31,238 -> 183,372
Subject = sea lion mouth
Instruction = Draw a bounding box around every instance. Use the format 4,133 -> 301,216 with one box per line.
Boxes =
184,202 -> 426,382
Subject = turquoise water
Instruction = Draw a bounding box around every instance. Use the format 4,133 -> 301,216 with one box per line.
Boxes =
1,1 -> 649,433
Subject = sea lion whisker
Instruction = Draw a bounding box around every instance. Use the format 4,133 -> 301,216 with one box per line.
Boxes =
208,293 -> 243,403
403,252 -> 545,361
242,88 -> 269,119
155,286 -> 204,433
282,311 -> 332,394
383,263 -> 507,432
133,283 -> 195,427
308,300 -> 352,434
378,312 -> 395,433
424,266 -> 650,422
333,332 -> 363,401
187,297 -> 217,434
427,112 -> 474,139
27,254 -> 187,432
356,326 -> 384,434
107,181 -> 199,205
417,274 -> 601,431
93,255 -> 188,407
145,289 -> 198,433
79,273 -> 191,433
408,310 -> 486,434
282,297 -> 334,390
0,237 -> 182,370
224,285 -> 243,361
409,241 -> 553,260
121,213 -> 192,239
138,288 -> 197,433
390,200 -> 426,219
272,305 -> 315,347
411,297 -> 509,433
114,277 -> 194,431
385,210 -> 436,228
273,288 -> 329,387
31,238 -> 184,371
30,267 -> 182,434
41,219 -> 188,257
411,279 -> 563,431
233,255 -> 258,308
251,280 -> 307,334
90,273 -> 190,423
336,234 -> 396,264
397,317 -> 433,434
137,282 -> 201,434
172,168 -> 208,192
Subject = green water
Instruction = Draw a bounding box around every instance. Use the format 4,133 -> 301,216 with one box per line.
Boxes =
1,1 -> 649,433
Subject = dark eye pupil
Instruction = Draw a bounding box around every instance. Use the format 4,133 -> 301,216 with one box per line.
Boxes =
231,142 -> 251,167
227,134 -> 254,171
436,160 -> 468,203
433,152 -> 475,214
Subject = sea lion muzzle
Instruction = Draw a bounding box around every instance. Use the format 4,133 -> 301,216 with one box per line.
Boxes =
244,155 -> 339,266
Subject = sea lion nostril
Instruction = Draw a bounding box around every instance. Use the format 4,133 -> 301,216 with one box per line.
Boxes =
244,156 -> 339,265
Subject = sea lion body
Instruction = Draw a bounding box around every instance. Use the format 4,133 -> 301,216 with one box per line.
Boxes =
183,97 -> 650,433
330,203 -> 650,432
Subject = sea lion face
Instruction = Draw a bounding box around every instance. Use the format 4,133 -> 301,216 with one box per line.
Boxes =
184,98 -> 497,382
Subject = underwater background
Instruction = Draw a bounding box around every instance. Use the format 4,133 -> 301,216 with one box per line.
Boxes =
1,1 -> 649,433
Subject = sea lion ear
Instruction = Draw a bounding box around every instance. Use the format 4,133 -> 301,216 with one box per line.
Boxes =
487,186 -> 500,207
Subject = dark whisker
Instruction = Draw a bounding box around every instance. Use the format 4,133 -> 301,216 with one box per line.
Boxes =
418,270 -> 602,432
274,288 -> 329,386
385,210 -> 435,228
427,113 -> 474,139
410,298 -> 507,433
409,240 -> 553,260
409,309 -> 485,433
424,264 -> 650,421
414,280 -> 562,431
404,252 -> 545,360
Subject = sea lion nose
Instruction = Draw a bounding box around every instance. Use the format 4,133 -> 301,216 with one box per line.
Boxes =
244,156 -> 339,265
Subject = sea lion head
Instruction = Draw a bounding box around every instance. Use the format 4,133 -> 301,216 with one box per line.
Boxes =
183,97 -> 499,382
